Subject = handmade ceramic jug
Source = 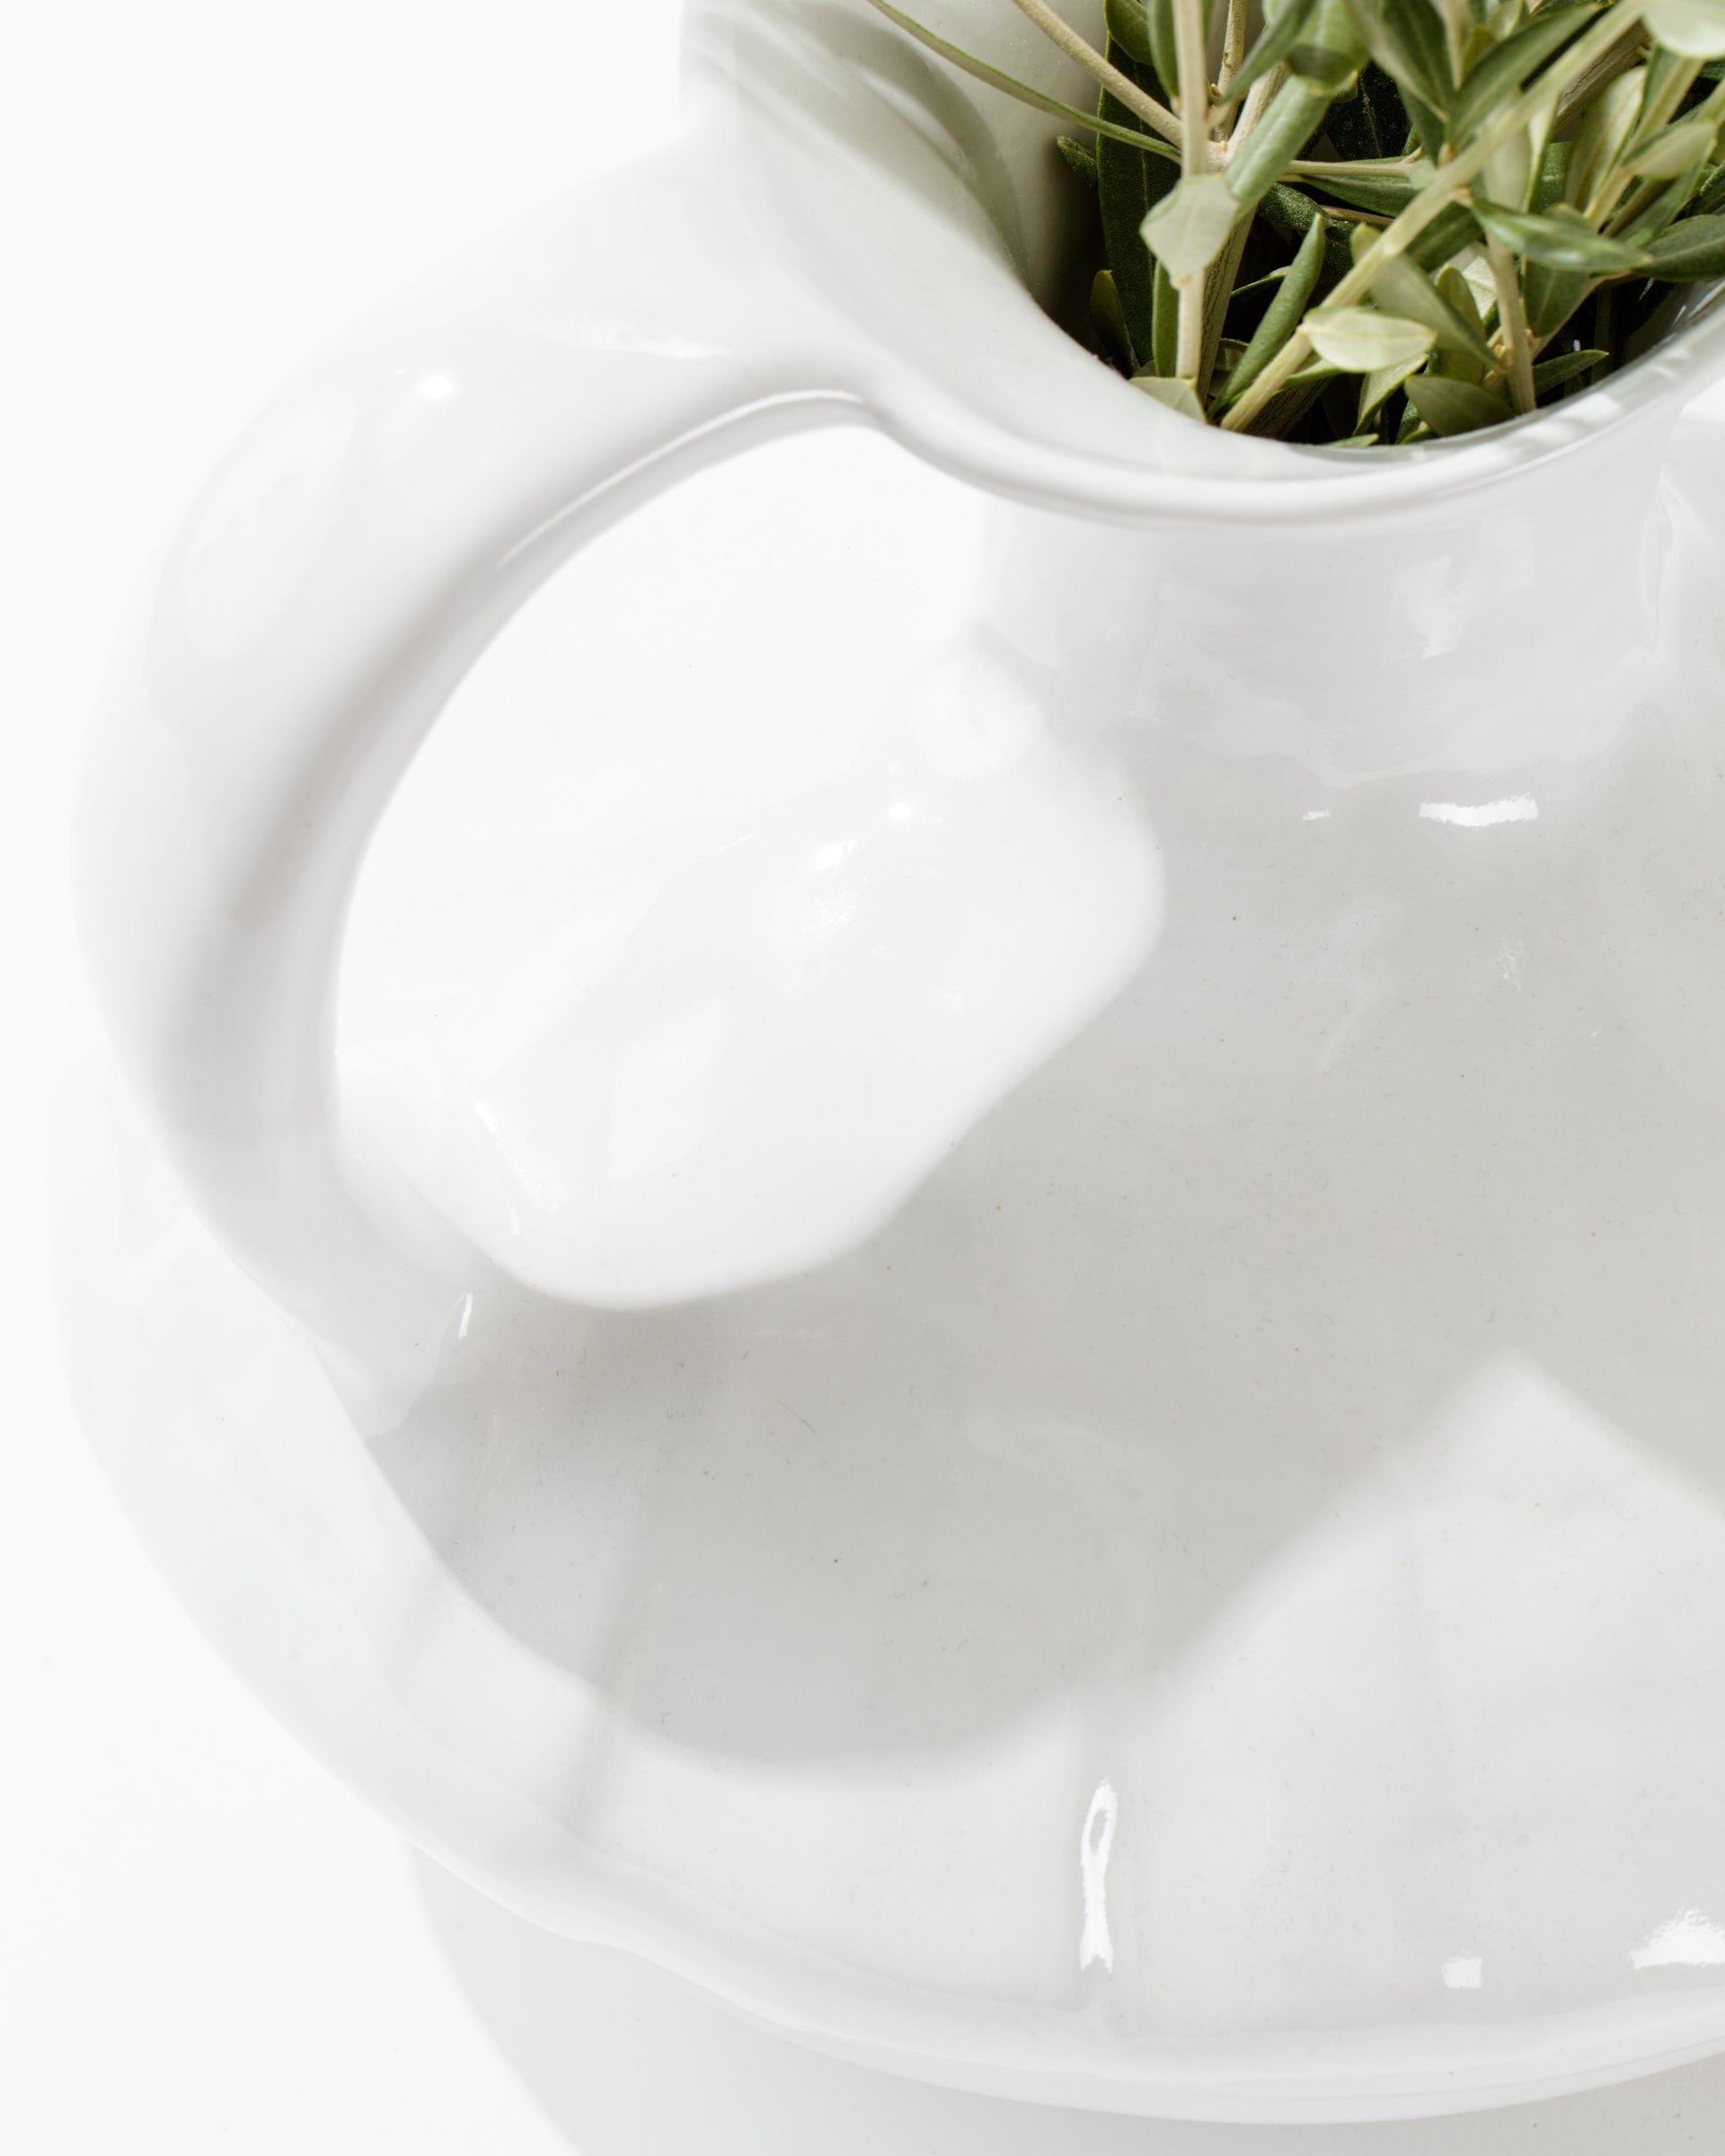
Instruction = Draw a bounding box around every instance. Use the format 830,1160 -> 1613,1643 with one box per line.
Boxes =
58,0 -> 1725,2127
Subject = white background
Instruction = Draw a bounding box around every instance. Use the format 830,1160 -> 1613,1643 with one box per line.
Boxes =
15,3 -> 1725,2151
4,3 -> 672,2148
0,4 -> 1020,2149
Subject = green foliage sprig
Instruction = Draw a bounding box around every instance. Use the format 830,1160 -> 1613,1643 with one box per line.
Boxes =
863,0 -> 1725,443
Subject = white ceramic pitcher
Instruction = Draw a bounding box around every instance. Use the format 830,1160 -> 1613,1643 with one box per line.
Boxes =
60,0 -> 1725,2126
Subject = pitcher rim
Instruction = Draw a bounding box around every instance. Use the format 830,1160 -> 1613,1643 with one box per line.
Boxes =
687,0 -> 1725,526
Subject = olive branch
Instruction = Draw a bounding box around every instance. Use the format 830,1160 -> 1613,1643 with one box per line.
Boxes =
862,0 -> 1725,444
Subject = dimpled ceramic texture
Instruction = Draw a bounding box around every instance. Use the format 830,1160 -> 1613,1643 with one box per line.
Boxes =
59,0 -> 1725,2125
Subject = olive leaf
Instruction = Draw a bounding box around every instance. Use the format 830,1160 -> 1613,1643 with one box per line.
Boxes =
1641,209 -> 1725,274
1285,357 -> 1348,384
1524,258 -> 1593,335
1366,247 -> 1500,361
1132,373 -> 1208,419
1446,6 -> 1599,146
1261,182 -> 1358,273
1101,42 -> 1181,366
1232,266 -> 1295,299
1637,150 -> 1724,234
1152,257 -> 1181,373
1305,305 -> 1438,370
1223,0 -> 1323,104
1220,213 -> 1329,408
1325,62 -> 1411,158
1338,0 -> 1440,107
1135,0 -> 1178,104
1566,70 -> 1647,213
856,0 -> 1183,160
1092,270 -> 1135,368
1104,0 -> 1157,67
1245,367 -> 1343,437
1481,122 -> 1536,215
1358,349 -> 1429,421
1436,261 -> 1486,325
1623,117 -> 1721,179
1456,20 -> 1494,77
1289,41 -> 1363,93
1468,198 -> 1652,269
1535,140 -> 1574,213
1210,336 -> 1249,382
1404,199 -> 1484,269
1058,137 -> 1101,187
1143,172 -> 1239,280
1313,171 -> 1418,212
1515,144 -> 1579,318
1386,0 -> 1456,94
1627,159 -> 1724,242
1340,0 -> 1453,146
1531,346 -> 1610,390
1641,42 -> 1699,124
870,0 -> 1725,451
1403,375 -> 1517,434
1644,0 -> 1725,59
1430,264 -> 1492,376
1286,0 -> 1368,93
1226,81 -> 1336,213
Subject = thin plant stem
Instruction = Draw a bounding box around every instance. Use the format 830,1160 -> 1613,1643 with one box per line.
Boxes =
1530,77 -> 1725,356
1286,155 -> 1420,176
1222,2 -> 1647,432
1199,211 -> 1256,399
1218,0 -> 1251,99
1626,52 -> 1703,144
1603,67 -> 1725,230
1199,61 -> 1265,400
1002,0 -> 1183,146
1174,0 -> 1216,382
1485,234 -> 1537,412
1592,55 -> 1704,226
859,0 -> 1185,160
1228,61 -> 1283,155
1555,19 -> 1651,132
1437,0 -> 1469,79
1176,288 -> 1206,390
1605,172 -> 1669,234
873,0 -> 1714,447
1173,0 -> 1212,168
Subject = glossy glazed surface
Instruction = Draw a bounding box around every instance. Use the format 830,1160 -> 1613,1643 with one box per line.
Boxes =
416,1850 -> 1725,2154
61,0 -> 1725,2125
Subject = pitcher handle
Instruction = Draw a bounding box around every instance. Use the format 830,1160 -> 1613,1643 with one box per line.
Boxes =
74,127 -> 870,1426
